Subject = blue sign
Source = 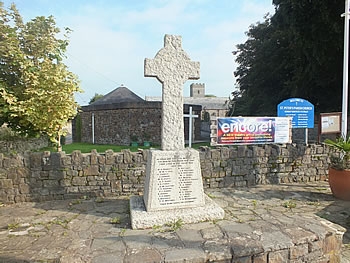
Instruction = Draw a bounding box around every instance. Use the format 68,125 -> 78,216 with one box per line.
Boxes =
277,98 -> 314,128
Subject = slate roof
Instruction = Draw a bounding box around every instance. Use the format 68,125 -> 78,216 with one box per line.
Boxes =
184,97 -> 228,110
90,86 -> 144,106
145,96 -> 228,110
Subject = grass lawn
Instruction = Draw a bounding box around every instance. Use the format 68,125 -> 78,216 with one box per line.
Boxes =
41,142 -> 211,154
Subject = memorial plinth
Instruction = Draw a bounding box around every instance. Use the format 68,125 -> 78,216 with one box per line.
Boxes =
130,148 -> 224,229
143,149 -> 205,211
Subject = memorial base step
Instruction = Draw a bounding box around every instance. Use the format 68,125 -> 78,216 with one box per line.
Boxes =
130,194 -> 225,229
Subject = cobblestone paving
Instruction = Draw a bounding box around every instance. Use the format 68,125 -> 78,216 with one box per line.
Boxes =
0,181 -> 349,262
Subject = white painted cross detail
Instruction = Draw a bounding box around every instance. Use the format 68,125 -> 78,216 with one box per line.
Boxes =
144,34 -> 200,151
184,106 -> 198,148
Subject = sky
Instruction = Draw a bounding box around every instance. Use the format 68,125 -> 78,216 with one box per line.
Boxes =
2,0 -> 275,106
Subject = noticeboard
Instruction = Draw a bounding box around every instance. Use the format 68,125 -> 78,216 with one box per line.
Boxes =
277,98 -> 314,128
320,112 -> 341,134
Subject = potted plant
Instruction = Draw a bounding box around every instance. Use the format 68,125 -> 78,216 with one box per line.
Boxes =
324,136 -> 350,200
143,132 -> 151,147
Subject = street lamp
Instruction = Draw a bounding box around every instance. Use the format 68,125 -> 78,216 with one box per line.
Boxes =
342,0 -> 350,137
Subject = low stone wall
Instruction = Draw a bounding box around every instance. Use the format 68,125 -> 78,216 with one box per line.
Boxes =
0,143 -> 330,203
201,144 -> 329,188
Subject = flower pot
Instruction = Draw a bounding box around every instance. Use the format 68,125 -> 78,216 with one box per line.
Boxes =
328,168 -> 350,201
143,141 -> 151,147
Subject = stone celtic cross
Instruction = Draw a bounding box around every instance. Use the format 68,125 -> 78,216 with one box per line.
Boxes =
144,34 -> 200,151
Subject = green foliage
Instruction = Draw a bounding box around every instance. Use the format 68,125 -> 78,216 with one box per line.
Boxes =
89,93 -> 104,104
325,136 -> 350,170
325,136 -> 350,153
233,0 -> 344,115
165,219 -> 183,231
0,3 -> 82,145
95,197 -> 104,203
251,199 -> 258,209
282,200 -> 297,209
226,90 -> 242,116
119,228 -> 126,236
153,219 -> 184,232
110,217 -> 121,224
206,192 -> 216,199
35,215 -> 77,230
7,222 -> 20,230
152,225 -> 163,232
0,126 -> 22,141
189,142 -> 211,149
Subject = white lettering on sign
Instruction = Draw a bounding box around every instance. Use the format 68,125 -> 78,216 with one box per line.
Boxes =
221,120 -> 272,133
280,106 -> 313,110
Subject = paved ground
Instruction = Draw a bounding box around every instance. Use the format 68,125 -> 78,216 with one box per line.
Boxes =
0,181 -> 349,263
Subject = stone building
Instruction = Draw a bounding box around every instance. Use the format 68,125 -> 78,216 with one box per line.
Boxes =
146,83 -> 228,120
146,83 -> 228,139
73,86 -> 202,145
185,83 -> 228,120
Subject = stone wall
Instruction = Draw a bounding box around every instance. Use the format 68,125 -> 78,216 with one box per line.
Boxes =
200,144 -> 329,188
76,102 -> 202,146
82,108 -> 162,146
0,144 -> 330,203
0,136 -> 49,154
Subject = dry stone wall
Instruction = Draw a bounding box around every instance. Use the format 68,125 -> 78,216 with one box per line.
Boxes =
0,144 -> 330,203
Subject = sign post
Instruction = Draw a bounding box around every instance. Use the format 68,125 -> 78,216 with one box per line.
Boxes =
341,0 -> 350,137
92,112 -> 95,144
277,98 -> 314,144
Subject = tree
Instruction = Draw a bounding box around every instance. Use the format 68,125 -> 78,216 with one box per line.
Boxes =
233,0 -> 344,116
0,3 -> 81,149
233,16 -> 291,115
89,93 -> 104,104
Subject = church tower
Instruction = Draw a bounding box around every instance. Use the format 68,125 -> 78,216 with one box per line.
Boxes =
190,83 -> 205,98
